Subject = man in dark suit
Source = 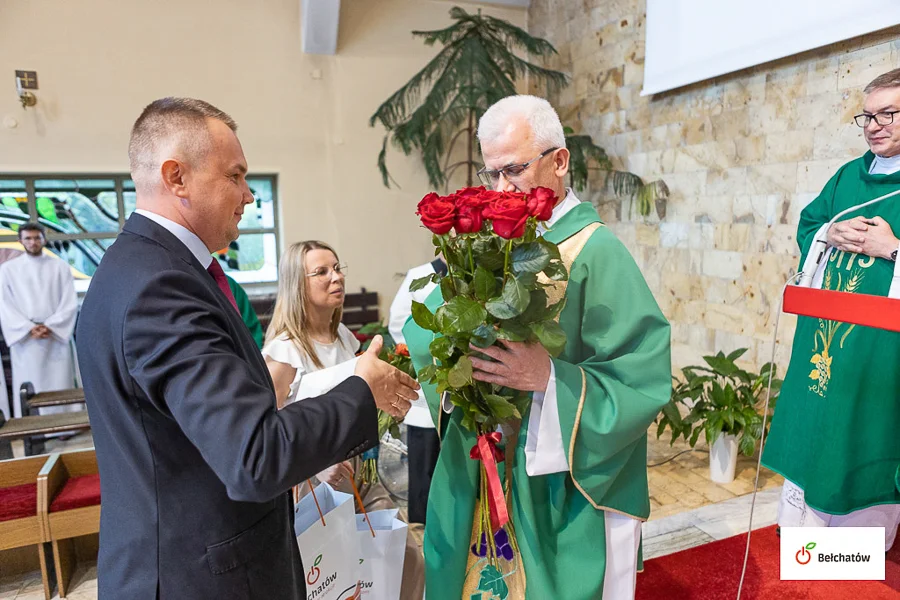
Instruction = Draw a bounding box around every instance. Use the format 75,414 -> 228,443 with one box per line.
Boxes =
76,97 -> 418,599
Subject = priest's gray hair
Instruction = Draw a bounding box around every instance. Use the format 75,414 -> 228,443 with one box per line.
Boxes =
865,68 -> 900,93
477,95 -> 566,151
128,97 -> 237,192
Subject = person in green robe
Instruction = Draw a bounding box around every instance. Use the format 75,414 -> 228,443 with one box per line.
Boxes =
762,68 -> 900,551
402,95 -> 672,600
225,273 -> 264,349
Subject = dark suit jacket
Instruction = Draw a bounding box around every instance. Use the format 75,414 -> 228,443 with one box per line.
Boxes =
77,214 -> 378,599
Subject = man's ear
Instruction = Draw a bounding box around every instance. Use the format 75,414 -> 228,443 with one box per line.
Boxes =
554,148 -> 570,179
160,158 -> 189,200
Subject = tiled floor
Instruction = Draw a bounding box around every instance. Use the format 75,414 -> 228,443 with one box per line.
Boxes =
1,426 -> 781,598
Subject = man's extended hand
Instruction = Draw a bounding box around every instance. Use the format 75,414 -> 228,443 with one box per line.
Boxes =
354,335 -> 419,419
859,216 -> 900,260
470,340 -> 551,393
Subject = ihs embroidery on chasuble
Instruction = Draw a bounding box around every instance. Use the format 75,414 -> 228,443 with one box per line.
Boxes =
808,250 -> 874,397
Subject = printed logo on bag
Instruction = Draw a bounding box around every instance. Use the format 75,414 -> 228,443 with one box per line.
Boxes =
306,554 -> 323,585
795,542 -> 815,565
336,582 -> 362,600
780,527 -> 885,581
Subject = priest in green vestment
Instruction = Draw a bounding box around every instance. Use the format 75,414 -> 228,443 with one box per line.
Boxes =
403,95 -> 671,600
762,69 -> 900,550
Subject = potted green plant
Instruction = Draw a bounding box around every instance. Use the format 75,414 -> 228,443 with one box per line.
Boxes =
656,349 -> 782,483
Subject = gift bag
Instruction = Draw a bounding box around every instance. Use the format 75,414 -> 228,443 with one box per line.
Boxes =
295,482 -> 362,600
355,509 -> 408,600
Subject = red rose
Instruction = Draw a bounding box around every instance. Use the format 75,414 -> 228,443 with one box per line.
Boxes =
527,187 -> 557,222
455,186 -> 487,198
395,343 -> 410,357
417,192 -> 456,235
454,194 -> 485,234
483,192 -> 530,239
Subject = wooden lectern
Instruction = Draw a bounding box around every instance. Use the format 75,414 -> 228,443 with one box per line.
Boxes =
783,285 -> 900,333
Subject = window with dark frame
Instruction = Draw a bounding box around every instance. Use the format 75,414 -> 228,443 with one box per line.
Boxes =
0,174 -> 280,292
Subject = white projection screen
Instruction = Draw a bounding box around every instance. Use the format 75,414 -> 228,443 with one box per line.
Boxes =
643,0 -> 900,96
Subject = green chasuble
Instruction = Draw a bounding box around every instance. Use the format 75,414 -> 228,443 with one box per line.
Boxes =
402,202 -> 671,600
225,275 -> 264,350
762,151 -> 900,514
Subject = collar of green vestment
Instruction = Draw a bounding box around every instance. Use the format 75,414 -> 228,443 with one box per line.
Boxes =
541,200 -> 603,245
860,151 -> 900,183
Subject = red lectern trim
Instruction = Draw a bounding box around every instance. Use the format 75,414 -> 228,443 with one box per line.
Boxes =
783,285 -> 900,333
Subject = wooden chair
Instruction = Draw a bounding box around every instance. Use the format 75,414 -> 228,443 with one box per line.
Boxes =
38,448 -> 100,598
0,453 -> 54,600
340,288 -> 379,331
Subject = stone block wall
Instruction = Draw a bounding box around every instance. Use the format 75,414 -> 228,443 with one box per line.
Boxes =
528,0 -> 900,371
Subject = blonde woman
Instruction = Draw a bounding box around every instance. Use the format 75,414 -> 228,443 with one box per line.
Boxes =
263,240 -> 424,600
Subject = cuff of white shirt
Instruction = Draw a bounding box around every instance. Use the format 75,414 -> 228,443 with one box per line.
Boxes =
524,358 -> 569,476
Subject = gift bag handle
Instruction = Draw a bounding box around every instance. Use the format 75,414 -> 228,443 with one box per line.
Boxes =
349,477 -> 376,538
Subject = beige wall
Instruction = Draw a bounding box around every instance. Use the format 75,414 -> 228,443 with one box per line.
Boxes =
528,0 -> 900,371
0,0 -> 525,312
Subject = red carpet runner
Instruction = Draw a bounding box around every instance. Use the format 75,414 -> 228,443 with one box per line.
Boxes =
636,525 -> 900,599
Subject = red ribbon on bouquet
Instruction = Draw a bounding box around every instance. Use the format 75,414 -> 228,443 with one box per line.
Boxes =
469,432 -> 509,531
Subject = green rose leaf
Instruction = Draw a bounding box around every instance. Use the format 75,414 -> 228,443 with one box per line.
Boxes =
511,242 -> 551,275
537,236 -> 561,261
429,336 -> 455,362
474,266 -> 498,302
546,297 -> 567,320
471,324 -> 498,348
436,297 -> 487,334
440,277 -> 456,301
448,356 -> 473,388
477,251 -> 506,272
486,277 -> 530,320
516,271 -> 538,288
484,394 -> 520,419
531,320 -> 567,356
417,364 -> 437,382
542,261 -> 568,281
496,319 -> 532,342
409,274 -> 435,293
410,301 -> 437,332
520,289 -> 550,323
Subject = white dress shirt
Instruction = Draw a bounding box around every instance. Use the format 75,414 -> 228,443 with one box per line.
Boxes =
134,209 -> 213,269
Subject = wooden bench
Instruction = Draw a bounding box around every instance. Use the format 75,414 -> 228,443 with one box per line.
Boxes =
250,288 -> 380,337
0,453 -> 54,600
0,412 -> 91,458
21,384 -> 86,416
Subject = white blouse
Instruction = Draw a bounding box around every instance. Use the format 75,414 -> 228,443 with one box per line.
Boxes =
262,323 -> 361,405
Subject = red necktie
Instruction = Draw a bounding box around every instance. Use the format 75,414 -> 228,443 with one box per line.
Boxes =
206,259 -> 239,313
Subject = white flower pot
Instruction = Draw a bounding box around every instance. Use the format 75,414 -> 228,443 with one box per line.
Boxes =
709,433 -> 738,484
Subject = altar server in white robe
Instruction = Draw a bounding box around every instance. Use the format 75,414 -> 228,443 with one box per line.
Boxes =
0,223 -> 79,419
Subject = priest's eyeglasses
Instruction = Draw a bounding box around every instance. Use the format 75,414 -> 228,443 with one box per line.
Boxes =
853,111 -> 900,128
476,147 -> 559,188
306,264 -> 348,279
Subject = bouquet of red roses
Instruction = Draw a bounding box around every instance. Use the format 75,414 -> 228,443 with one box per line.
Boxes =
410,185 -> 568,565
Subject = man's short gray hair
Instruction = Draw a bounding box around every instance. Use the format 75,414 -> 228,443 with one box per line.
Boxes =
477,95 -> 566,151
128,97 -> 237,191
864,68 -> 900,93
